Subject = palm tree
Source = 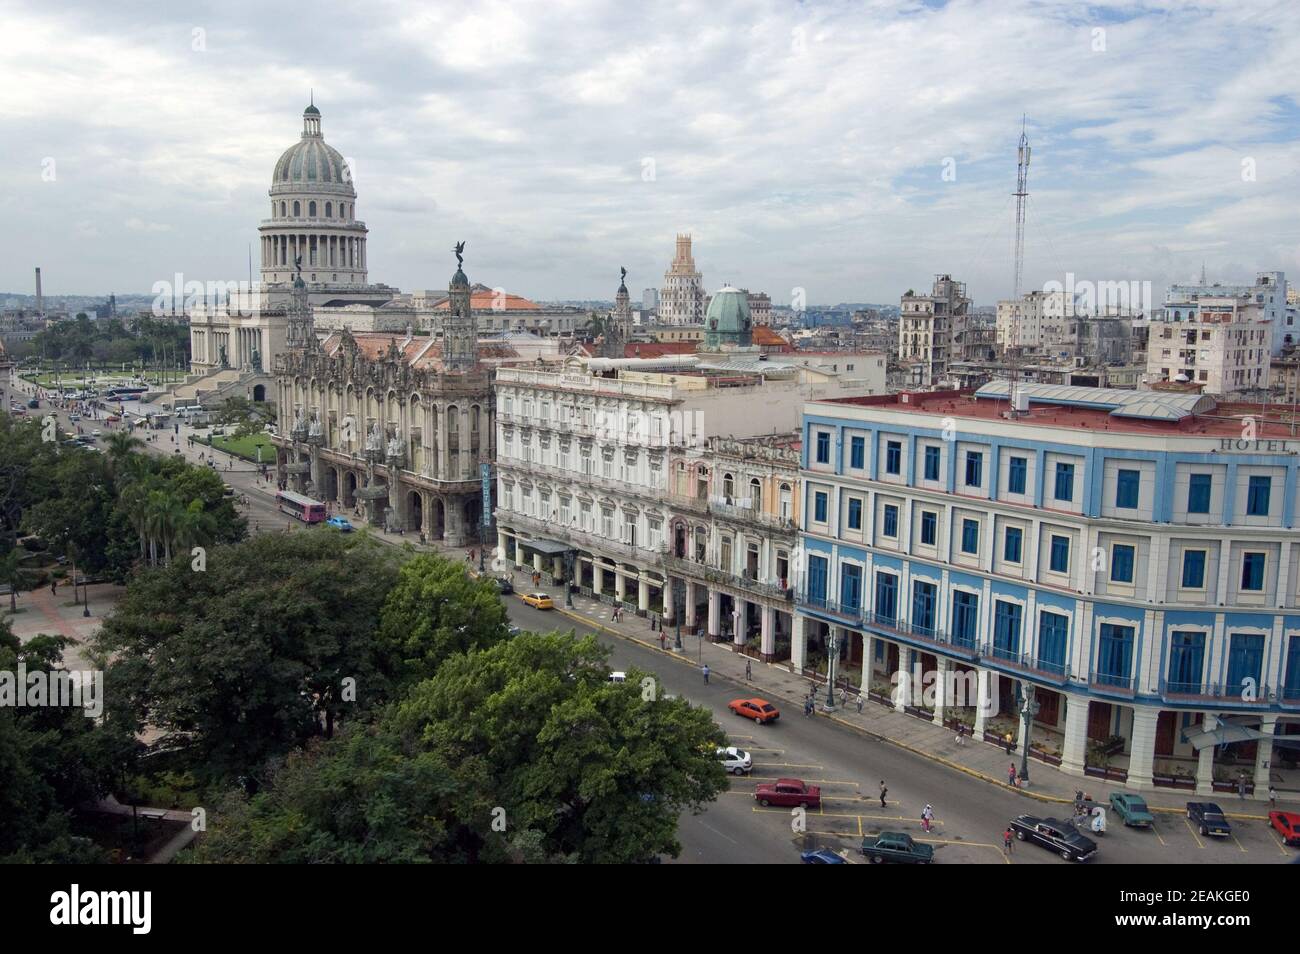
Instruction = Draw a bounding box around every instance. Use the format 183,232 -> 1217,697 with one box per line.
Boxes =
119,482 -> 151,564
103,430 -> 143,475
173,499 -> 216,557
146,490 -> 185,565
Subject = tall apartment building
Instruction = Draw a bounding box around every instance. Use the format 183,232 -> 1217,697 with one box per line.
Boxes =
794,383 -> 1300,797
1146,293 -> 1271,398
1168,272 -> 1288,355
897,274 -> 970,388
659,234 -> 705,326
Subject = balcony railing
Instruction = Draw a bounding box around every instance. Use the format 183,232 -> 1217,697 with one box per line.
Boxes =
1159,678 -> 1273,706
795,595 -> 978,659
501,511 -> 669,561
1088,670 -> 1136,696
661,554 -> 792,601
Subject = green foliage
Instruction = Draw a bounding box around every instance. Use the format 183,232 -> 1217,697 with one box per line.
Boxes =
95,532 -> 403,787
376,554 -> 509,690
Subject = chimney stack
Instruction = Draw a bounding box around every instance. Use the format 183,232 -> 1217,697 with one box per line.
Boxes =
35,267 -> 43,316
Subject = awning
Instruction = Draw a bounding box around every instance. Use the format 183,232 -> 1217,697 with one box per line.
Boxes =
521,538 -> 571,556
1183,722 -> 1268,750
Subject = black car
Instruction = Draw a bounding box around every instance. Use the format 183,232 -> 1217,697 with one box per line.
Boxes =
494,576 -> 514,595
1009,815 -> 1097,862
1186,802 -> 1231,837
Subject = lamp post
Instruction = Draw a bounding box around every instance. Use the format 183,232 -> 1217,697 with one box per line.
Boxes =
823,627 -> 840,711
1018,684 -> 1040,784
563,550 -> 574,608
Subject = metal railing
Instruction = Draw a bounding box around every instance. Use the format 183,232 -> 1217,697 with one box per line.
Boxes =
661,554 -> 792,601
1159,678 -> 1272,705
1088,669 -> 1136,695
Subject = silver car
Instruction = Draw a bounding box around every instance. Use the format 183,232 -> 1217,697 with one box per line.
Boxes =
716,746 -> 753,776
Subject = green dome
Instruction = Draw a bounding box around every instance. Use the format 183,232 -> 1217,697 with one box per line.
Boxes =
304,104 -> 321,116
704,286 -> 752,348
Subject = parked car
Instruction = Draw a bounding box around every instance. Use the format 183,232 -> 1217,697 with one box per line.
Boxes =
68,413 -> 80,422
507,624 -> 522,637
755,778 -> 821,809
800,848 -> 847,864
716,746 -> 752,776
1269,811 -> 1300,847
860,831 -> 934,864
1186,802 -> 1231,837
520,592 -> 553,610
90,429 -> 101,439
1009,815 -> 1098,862
325,515 -> 354,532
1109,792 -> 1155,828
494,576 -> 514,594
728,697 -> 780,724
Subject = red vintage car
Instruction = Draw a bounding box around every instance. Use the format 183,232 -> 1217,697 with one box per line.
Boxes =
728,697 -> 780,724
1269,811 -> 1300,847
755,778 -> 821,809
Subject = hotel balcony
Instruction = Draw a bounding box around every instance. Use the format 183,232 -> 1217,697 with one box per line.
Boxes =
662,554 -> 792,602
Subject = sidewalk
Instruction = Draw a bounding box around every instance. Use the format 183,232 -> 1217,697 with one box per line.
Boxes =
499,567 -> 1295,821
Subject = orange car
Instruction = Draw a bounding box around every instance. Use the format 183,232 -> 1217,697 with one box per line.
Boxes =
729,698 -> 780,724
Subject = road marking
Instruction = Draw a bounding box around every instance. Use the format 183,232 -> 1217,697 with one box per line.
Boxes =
857,816 -> 862,837
1183,818 -> 1205,848
1230,832 -> 1247,853
1151,824 -> 1167,847
748,775 -> 860,786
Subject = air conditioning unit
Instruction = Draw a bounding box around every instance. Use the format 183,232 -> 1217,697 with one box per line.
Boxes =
1011,388 -> 1030,412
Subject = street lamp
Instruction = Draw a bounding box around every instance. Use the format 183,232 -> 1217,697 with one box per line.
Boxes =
1018,684 -> 1040,784
823,628 -> 840,711
563,550 -> 574,608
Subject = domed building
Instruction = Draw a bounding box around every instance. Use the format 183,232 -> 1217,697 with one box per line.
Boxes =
186,102 -> 396,383
260,103 -> 368,287
702,285 -> 754,351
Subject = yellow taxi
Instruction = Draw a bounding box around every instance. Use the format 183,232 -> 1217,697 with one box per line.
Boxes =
520,591 -> 554,610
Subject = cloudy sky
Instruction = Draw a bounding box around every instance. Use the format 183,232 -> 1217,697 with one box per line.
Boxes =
2,0 -> 1298,305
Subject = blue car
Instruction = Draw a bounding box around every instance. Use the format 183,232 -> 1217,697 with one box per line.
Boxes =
800,849 -> 847,864
325,515 -> 354,532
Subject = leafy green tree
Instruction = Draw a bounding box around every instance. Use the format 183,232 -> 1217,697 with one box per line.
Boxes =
375,554 -> 509,691
95,532 -> 403,787
393,631 -> 727,863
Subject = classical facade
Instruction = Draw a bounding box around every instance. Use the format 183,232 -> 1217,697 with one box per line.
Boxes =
664,434 -> 801,660
272,251 -> 494,546
795,383 -> 1300,798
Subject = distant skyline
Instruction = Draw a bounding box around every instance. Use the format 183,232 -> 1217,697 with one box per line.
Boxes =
3,0 -> 1298,305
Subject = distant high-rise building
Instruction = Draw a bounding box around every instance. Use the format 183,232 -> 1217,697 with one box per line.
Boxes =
1167,272 -> 1288,355
659,234 -> 704,326
897,274 -> 970,388
1147,290 -> 1270,398
642,287 -> 658,313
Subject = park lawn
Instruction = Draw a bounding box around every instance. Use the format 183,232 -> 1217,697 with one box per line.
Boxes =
209,431 -> 275,462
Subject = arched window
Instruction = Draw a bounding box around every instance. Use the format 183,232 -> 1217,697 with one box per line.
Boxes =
779,482 -> 792,520
749,478 -> 762,510
308,201 -> 317,217
325,201 -> 332,218
722,473 -> 734,502
280,201 -> 286,217
292,200 -> 301,216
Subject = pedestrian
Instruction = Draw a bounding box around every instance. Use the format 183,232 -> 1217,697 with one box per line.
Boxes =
702,664 -> 710,685
954,724 -> 966,746
1003,827 -> 1014,854
610,606 -> 618,622
50,578 -> 57,596
879,781 -> 888,809
1269,786 -> 1277,808
659,631 -> 666,651
745,659 -> 752,681
804,697 -> 813,718
1008,763 -> 1017,787
921,804 -> 933,832
1004,731 -> 1014,755
1237,775 -> 1247,799
856,692 -> 865,714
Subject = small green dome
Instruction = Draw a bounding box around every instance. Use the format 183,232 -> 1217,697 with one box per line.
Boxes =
304,104 -> 321,116
704,286 -> 752,348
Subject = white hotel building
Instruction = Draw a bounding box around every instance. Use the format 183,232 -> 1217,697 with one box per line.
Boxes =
794,383 -> 1300,797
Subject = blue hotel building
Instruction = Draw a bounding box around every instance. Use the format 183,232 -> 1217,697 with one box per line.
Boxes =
793,383 -> 1300,796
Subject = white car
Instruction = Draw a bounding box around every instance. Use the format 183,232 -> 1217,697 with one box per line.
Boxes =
716,746 -> 753,776
91,429 -> 101,438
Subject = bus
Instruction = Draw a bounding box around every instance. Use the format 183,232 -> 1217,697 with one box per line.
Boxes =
276,490 -> 327,523
104,386 -> 148,402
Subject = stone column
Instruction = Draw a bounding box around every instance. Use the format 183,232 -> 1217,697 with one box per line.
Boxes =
593,563 -> 604,598
552,555 -> 563,580
1060,694 -> 1089,778
973,666 -> 993,739
1255,715 -> 1277,800
662,576 -> 675,624
497,531 -> 507,563
732,598 -> 747,648
760,605 -> 775,662
614,568 -> 627,604
707,589 -> 720,641
1128,707 -> 1160,791
931,656 -> 949,726
532,552 -> 544,575
791,614 -> 807,672
638,577 -> 650,615
895,646 -> 913,711
684,581 -> 697,631
1195,713 -> 1218,796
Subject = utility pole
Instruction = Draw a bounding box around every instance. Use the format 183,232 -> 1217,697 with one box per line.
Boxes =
1009,117 -> 1031,413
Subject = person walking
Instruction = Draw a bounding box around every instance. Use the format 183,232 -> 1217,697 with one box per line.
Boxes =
1007,763 -> 1017,787
701,664 -> 710,685
954,724 -> 966,746
659,631 -> 666,651
879,781 -> 888,809
803,697 -> 814,718
1003,827 -> 1014,855
1269,786 -> 1277,809
745,659 -> 752,682
921,804 -> 933,833
856,692 -> 865,713
1003,731 -> 1014,755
